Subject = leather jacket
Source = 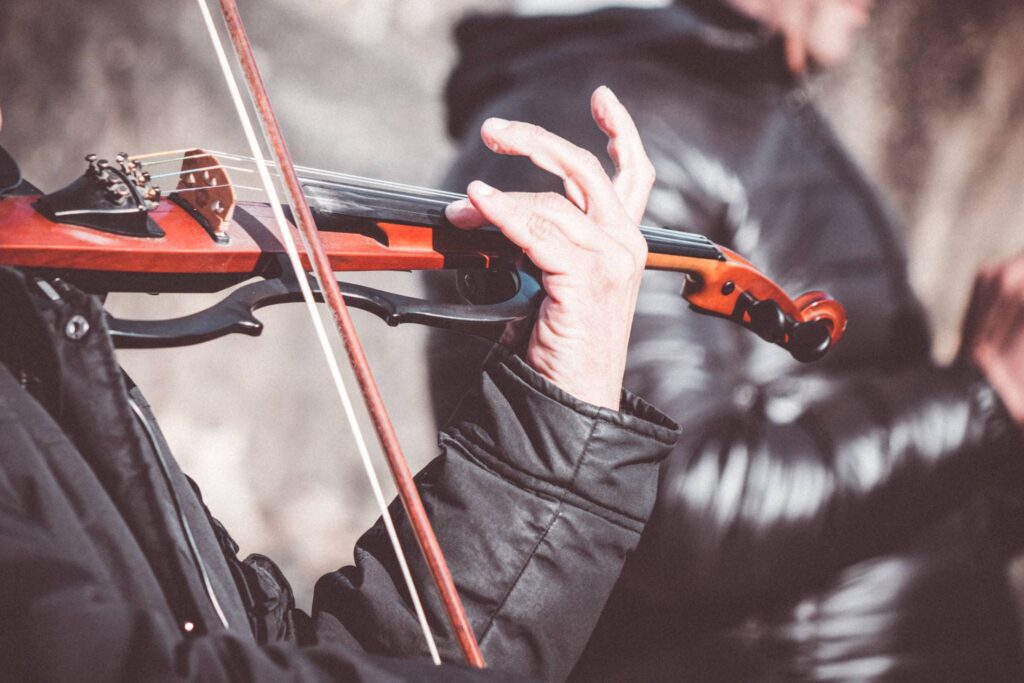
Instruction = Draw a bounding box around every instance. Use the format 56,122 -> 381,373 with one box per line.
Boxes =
0,267 -> 677,681
427,3 -> 1024,680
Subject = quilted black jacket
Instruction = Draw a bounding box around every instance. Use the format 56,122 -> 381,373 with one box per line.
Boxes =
426,3 -> 1024,680
0,266 -> 677,681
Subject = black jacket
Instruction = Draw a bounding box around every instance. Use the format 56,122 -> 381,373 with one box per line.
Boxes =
0,266 -> 678,681
427,3 -> 1024,680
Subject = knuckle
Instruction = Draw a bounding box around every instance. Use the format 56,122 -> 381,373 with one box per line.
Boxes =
574,148 -> 604,175
601,246 -> 641,283
537,191 -> 567,212
521,123 -> 545,144
526,212 -> 557,241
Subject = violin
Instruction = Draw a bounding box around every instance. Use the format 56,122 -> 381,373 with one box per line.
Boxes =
0,144 -> 846,361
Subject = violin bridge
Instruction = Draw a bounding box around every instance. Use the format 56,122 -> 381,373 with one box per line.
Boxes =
173,149 -> 237,244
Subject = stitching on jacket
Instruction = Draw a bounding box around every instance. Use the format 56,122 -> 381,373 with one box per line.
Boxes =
492,359 -> 678,443
442,426 -> 646,530
477,417 -> 600,648
445,427 -> 643,530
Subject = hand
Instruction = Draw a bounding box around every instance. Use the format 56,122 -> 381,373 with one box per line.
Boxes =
960,251 -> 1024,426
445,86 -> 654,410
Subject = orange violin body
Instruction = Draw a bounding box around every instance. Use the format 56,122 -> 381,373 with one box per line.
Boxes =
0,145 -> 845,360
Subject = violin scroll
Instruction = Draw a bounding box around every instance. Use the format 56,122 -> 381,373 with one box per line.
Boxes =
672,245 -> 847,362
735,289 -> 844,362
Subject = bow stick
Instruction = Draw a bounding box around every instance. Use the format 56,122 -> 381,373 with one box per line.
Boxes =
197,0 -> 483,667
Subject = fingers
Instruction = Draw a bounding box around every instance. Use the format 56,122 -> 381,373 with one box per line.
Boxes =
445,95 -> 655,411
591,86 -> 656,225
966,252 -> 1024,425
479,117 -> 621,220
465,181 -> 599,273
972,254 -> 1024,349
455,86 -> 654,232
960,270 -> 999,354
445,198 -> 488,229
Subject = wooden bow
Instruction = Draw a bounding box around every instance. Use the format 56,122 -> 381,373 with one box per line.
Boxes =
199,0 -> 484,667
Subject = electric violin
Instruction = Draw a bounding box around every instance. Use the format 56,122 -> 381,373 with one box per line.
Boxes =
0,144 -> 845,361
0,0 -> 846,669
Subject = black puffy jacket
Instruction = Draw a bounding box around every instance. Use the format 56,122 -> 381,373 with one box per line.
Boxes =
0,267 -> 677,681
426,3 -> 1024,680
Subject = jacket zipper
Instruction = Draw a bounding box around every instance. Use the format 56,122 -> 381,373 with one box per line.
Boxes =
128,395 -> 230,631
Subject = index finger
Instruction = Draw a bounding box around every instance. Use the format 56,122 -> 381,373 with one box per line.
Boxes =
479,118 -> 621,221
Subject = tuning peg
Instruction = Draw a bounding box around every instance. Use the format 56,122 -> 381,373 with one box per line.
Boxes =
105,183 -> 131,204
85,153 -> 100,176
747,299 -> 787,343
787,320 -> 832,363
115,152 -> 132,174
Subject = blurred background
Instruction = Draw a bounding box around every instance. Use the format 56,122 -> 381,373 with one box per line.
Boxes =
2,0 -> 1023,610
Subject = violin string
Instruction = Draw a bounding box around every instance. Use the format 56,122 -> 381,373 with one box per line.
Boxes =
171,183 -> 265,194
195,0 -> 442,664
129,148 -> 197,161
131,154 -> 216,167
206,150 -> 469,199
133,151 -> 717,249
134,149 -> 468,200
133,152 -> 463,210
146,163 -> 255,180
301,178 -> 453,207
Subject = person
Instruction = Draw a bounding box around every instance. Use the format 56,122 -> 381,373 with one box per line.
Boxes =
429,0 -> 1024,680
0,89 -> 680,681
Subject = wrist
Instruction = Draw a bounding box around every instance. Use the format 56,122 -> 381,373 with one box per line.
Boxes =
525,349 -> 623,412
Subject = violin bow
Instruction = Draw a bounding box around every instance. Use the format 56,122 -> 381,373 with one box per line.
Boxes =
197,0 -> 483,667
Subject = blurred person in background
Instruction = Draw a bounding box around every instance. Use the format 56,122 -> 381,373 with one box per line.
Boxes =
429,0 -> 1024,679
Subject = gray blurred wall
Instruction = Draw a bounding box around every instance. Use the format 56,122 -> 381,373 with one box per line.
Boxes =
2,0 -> 1023,609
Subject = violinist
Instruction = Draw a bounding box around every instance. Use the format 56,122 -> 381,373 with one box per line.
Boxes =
429,0 -> 1024,680
0,89 -> 679,681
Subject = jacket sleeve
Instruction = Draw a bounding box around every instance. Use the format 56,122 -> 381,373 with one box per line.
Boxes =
311,347 -> 679,681
0,350 -> 675,683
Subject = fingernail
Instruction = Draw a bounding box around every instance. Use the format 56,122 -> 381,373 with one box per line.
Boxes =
469,180 -> 495,197
445,198 -> 472,218
599,85 -> 619,104
485,117 -> 510,131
